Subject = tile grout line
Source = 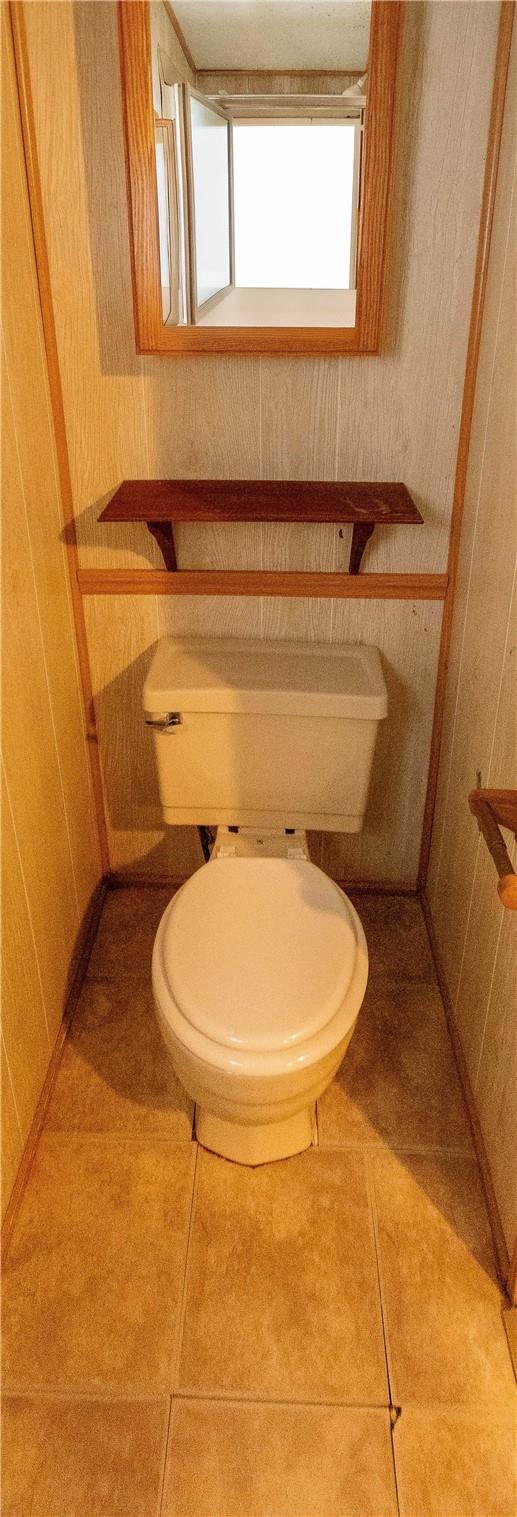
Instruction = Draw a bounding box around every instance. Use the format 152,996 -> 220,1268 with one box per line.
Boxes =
35,1132 -> 197,1149
365,1152 -> 402,1516
1,1381 -> 395,1409
156,1396 -> 174,1517
5,1379 -> 517,1408
365,1152 -> 398,1411
156,1388 -> 394,1410
170,1142 -> 200,1394
1,1387 -> 174,1406
389,1411 -> 402,1517
314,1141 -> 475,1158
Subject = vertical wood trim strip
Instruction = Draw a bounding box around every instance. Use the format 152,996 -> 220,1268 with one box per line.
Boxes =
118,0 -> 164,350
354,0 -> 401,348
9,1 -> 110,874
418,1 -> 515,890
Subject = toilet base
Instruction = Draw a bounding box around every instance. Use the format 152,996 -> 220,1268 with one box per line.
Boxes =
195,1103 -> 316,1166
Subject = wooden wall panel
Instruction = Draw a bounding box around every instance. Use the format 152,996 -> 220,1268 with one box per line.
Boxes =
84,594 -> 204,875
321,599 -> 442,884
84,593 -> 440,882
1,1043 -> 23,1221
475,877 -> 517,1255
21,0 -> 500,884
2,366 -> 82,1037
151,0 -> 194,105
147,355 -> 263,592
1,10 -> 101,1217
196,71 -> 361,96
260,359 -> 341,641
453,579 -> 517,1082
22,0 -> 156,571
334,1 -> 500,575
426,26 -> 516,1257
1,773 -> 51,1144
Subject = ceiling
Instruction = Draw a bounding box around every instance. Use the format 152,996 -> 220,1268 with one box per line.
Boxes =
172,2 -> 371,73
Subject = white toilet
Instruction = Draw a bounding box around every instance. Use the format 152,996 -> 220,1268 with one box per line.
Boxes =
144,638 -> 387,1165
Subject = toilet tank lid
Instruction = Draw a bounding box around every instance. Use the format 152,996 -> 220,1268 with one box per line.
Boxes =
143,638 -> 388,719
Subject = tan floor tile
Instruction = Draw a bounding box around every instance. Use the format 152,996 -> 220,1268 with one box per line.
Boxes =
371,1151 -> 516,1405
162,1400 -> 398,1517
87,887 -> 173,980
45,980 -> 193,1137
393,1405 -> 517,1517
350,895 -> 436,985
2,1135 -> 195,1394
2,1396 -> 168,1517
178,1149 -> 387,1403
318,982 -> 472,1152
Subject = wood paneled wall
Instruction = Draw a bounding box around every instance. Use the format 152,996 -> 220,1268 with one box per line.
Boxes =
21,1 -> 500,883
195,71 -> 362,96
1,11 -> 102,1217
427,27 -> 516,1258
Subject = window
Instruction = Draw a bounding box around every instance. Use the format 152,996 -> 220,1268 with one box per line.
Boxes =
188,94 -> 231,309
232,120 -> 359,291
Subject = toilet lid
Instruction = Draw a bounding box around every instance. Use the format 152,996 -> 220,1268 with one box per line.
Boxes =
159,858 -> 359,1052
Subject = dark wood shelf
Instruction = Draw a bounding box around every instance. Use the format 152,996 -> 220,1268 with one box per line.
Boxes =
100,479 -> 423,575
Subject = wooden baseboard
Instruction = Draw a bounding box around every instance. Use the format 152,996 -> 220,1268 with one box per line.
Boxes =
1,878 -> 107,1261
337,879 -> 417,896
108,869 -> 418,895
420,890 -> 512,1299
106,870 -> 186,890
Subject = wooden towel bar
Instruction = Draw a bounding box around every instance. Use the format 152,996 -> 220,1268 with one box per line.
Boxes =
468,789 -> 517,909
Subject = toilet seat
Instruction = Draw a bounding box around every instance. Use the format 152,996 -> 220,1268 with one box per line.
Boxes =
152,858 -> 368,1080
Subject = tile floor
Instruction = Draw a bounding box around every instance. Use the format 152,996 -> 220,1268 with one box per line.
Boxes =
2,886 -> 516,1517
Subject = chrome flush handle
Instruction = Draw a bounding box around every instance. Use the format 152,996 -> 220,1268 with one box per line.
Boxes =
144,711 -> 183,732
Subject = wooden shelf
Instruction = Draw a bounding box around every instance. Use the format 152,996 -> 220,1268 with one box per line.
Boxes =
468,789 -> 517,909
100,479 -> 423,576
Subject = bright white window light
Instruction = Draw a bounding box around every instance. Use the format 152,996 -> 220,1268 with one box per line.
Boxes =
233,121 -> 356,290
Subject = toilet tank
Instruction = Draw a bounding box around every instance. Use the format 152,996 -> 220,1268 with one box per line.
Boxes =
143,638 -> 387,833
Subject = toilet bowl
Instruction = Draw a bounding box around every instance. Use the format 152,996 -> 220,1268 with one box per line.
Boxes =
152,844 -> 368,1164
145,636 -> 387,1164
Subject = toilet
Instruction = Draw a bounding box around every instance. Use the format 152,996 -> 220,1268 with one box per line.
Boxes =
144,637 -> 387,1164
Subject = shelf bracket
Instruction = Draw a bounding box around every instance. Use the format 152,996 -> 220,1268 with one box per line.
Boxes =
147,521 -> 177,571
146,519 -> 377,575
349,521 -> 376,575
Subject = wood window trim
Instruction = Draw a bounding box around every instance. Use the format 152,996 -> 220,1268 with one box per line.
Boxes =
118,0 -> 402,355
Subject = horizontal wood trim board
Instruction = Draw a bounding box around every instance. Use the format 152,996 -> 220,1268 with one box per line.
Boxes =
195,70 -> 365,80
77,570 -> 448,600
